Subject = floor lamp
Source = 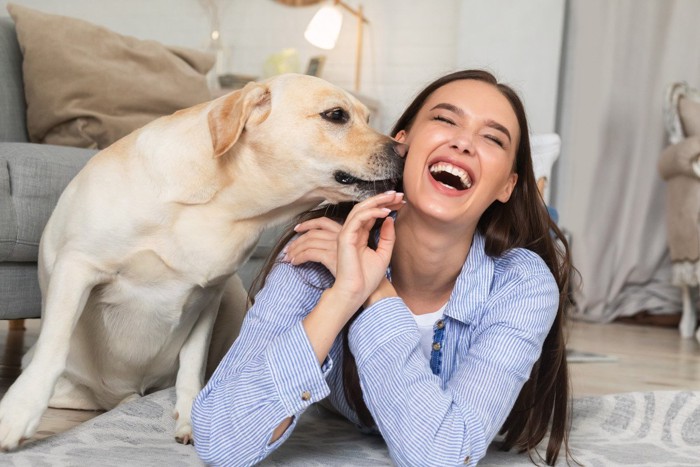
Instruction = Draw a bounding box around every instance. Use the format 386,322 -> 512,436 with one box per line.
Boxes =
304,0 -> 369,92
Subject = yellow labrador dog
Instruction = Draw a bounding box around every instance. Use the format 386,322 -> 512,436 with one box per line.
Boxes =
0,73 -> 404,450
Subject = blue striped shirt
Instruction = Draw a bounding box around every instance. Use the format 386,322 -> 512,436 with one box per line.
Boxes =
191,232 -> 559,466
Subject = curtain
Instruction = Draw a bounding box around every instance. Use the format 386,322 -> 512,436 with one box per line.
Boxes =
553,0 -> 700,321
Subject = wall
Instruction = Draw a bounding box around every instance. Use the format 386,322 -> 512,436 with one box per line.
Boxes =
0,0 -> 564,135
457,0 -> 566,134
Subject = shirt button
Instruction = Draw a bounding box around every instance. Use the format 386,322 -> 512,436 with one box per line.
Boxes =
436,320 -> 445,329
432,342 -> 441,351
301,390 -> 311,401
464,456 -> 471,464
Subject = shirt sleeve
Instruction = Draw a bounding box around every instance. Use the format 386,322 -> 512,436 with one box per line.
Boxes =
347,264 -> 559,467
191,260 -> 334,466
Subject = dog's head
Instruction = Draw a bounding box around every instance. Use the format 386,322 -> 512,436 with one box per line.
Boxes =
207,73 -> 405,205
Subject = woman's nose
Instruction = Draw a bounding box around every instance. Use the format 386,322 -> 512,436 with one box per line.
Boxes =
450,133 -> 474,155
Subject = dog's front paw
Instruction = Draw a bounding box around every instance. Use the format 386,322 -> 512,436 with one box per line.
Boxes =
173,399 -> 194,445
0,388 -> 45,451
174,420 -> 193,445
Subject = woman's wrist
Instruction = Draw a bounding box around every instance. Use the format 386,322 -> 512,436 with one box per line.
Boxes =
363,278 -> 398,309
303,289 -> 358,364
323,287 -> 366,315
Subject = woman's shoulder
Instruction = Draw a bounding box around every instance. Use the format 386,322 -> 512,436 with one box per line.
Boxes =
492,246 -> 553,281
267,256 -> 335,290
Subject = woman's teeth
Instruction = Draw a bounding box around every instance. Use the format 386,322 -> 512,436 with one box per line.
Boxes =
429,162 -> 472,190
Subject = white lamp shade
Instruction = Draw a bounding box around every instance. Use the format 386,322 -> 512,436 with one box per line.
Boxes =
304,5 -> 343,50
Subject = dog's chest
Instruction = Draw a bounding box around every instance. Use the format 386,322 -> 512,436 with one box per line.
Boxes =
165,211 -> 262,283
100,249 -> 226,319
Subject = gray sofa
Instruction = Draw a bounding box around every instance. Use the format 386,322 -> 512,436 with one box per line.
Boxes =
0,16 -> 272,321
0,16 -> 97,320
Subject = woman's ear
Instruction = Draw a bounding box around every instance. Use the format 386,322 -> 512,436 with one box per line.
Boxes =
394,130 -> 408,143
497,173 -> 518,203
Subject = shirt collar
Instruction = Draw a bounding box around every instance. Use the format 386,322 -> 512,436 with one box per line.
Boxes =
443,231 -> 494,324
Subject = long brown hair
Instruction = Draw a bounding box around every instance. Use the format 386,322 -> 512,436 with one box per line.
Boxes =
252,70 -> 574,465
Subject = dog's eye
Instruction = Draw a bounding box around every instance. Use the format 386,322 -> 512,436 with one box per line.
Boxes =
321,108 -> 350,124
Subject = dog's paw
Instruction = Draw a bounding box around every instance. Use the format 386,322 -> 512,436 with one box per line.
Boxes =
0,391 -> 44,451
174,421 -> 193,445
173,394 -> 195,444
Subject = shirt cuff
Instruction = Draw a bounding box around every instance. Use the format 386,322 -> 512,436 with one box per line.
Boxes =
265,321 -> 331,415
347,296 -> 418,367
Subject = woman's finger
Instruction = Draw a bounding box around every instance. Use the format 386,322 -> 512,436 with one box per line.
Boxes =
374,216 -> 396,264
342,207 -> 393,232
293,217 -> 342,235
289,247 -> 338,275
344,192 -> 403,225
286,229 -> 338,254
355,191 -> 404,210
287,237 -> 337,263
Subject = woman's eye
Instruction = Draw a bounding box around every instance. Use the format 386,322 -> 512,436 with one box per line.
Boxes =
433,115 -> 455,125
485,135 -> 505,148
321,108 -> 350,124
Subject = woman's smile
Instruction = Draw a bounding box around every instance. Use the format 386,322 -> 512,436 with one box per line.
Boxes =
426,157 -> 475,197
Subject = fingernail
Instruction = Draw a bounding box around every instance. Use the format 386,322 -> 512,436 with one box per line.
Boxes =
382,208 -> 391,213
293,224 -> 300,231
383,190 -> 396,195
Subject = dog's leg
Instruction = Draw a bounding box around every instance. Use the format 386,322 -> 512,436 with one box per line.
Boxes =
0,254 -> 101,450
173,291 -> 223,445
173,274 -> 248,444
48,376 -> 102,411
117,394 -> 141,406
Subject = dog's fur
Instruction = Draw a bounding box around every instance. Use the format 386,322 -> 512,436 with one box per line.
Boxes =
0,74 -> 404,450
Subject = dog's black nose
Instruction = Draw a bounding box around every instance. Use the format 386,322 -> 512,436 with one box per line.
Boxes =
334,171 -> 360,185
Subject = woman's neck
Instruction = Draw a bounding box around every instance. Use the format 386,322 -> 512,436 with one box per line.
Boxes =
390,208 -> 475,314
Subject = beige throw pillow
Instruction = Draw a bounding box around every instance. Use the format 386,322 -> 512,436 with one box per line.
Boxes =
7,3 -> 215,149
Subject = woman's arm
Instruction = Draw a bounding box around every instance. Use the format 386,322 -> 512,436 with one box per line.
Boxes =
192,192 -> 405,465
191,261 -> 335,466
348,255 -> 559,467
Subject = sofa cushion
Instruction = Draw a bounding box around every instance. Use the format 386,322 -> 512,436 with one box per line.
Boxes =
7,3 -> 215,150
0,262 -> 41,319
0,16 -> 28,143
0,142 -> 97,262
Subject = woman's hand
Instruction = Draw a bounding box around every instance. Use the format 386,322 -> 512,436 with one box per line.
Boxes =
330,191 -> 405,310
299,192 -> 404,366
284,217 -> 343,276
285,192 -> 405,280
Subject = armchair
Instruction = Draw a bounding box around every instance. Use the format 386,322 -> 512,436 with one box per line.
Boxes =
659,81 -> 700,342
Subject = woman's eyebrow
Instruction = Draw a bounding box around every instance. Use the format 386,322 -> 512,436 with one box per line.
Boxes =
430,102 -> 464,116
430,103 -> 512,143
484,119 -> 512,143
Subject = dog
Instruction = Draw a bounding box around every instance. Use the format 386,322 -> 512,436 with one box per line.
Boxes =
0,73 -> 405,450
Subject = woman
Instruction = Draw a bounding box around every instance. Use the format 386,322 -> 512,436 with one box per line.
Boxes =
191,70 -> 572,466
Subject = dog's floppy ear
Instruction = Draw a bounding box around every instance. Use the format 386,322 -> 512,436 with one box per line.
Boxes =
208,81 -> 270,158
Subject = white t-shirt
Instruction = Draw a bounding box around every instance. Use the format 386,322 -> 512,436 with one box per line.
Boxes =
410,303 -> 447,360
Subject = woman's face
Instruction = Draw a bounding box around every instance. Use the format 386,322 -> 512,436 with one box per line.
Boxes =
396,79 -> 520,229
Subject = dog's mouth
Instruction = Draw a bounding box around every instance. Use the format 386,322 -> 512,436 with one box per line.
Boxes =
429,162 -> 472,191
334,170 -> 400,195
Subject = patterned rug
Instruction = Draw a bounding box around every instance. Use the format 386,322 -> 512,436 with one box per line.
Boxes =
3,389 -> 699,466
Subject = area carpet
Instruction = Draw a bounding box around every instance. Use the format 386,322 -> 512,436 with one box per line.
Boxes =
3,389 -> 699,466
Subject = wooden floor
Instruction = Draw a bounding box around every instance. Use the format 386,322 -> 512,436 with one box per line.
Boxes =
0,318 -> 698,445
